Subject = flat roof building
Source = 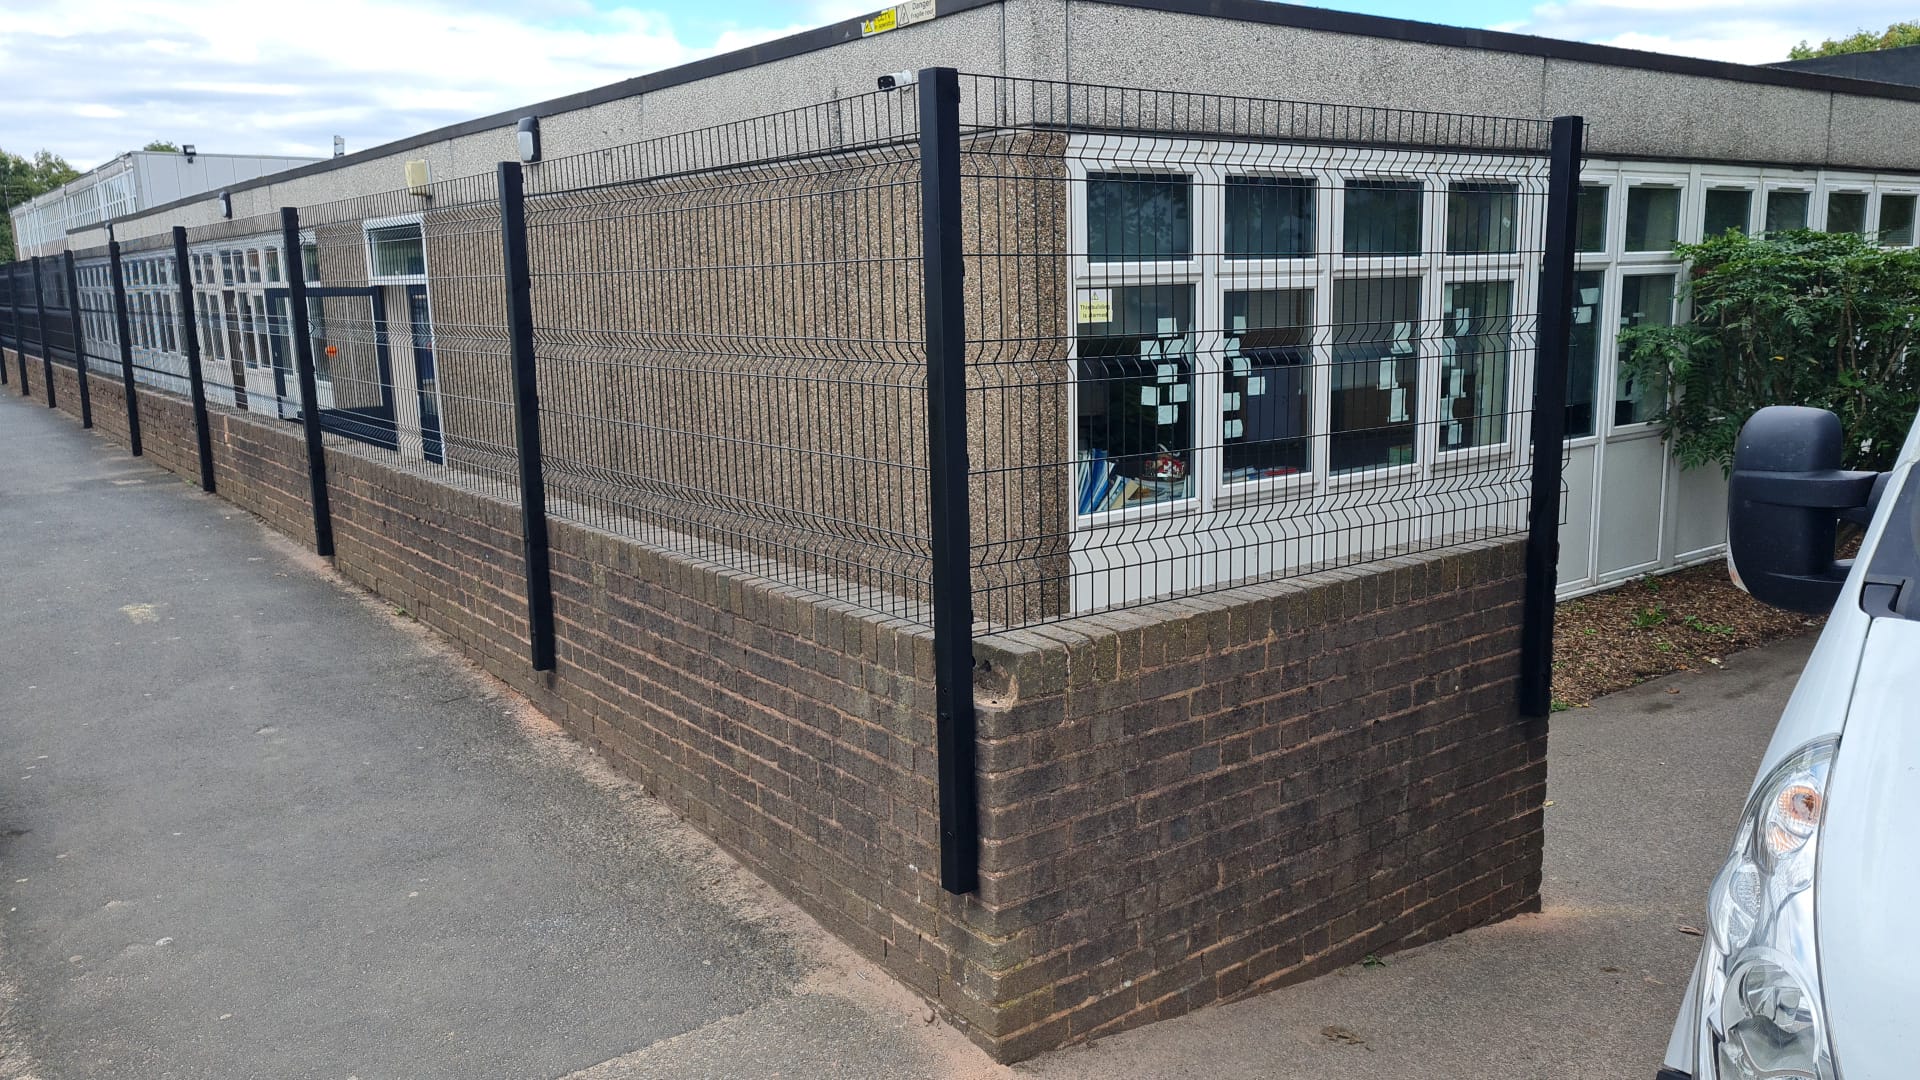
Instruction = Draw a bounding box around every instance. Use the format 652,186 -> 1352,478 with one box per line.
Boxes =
9,150 -> 319,259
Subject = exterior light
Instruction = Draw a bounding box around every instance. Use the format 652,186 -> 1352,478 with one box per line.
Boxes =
517,116 -> 541,163
218,191 -> 231,219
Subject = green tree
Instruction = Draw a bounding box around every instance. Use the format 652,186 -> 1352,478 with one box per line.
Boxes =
142,140 -> 180,153
1790,21 -> 1920,59
1622,230 -> 1920,473
0,148 -> 82,261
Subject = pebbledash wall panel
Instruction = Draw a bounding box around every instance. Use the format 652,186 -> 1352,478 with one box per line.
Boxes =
4,351 -> 1541,1062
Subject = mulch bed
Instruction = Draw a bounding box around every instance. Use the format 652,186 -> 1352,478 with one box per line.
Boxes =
1551,562 -> 1824,707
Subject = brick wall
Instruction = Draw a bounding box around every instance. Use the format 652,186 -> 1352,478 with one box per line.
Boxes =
2,349 -> 1544,1063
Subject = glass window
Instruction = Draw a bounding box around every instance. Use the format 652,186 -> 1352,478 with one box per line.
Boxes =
1439,280 -> 1514,449
1446,181 -> 1519,254
1343,179 -> 1422,255
1702,189 -> 1751,238
1075,284 -> 1195,512
368,223 -> 427,278
1222,289 -> 1313,482
265,248 -> 281,284
1086,173 -> 1192,263
1225,176 -> 1314,259
1766,190 -> 1810,233
302,243 -> 322,285
1880,194 -> 1917,246
1566,270 -> 1604,439
1616,274 -> 1675,426
1330,277 -> 1420,471
1624,186 -> 1680,252
1826,192 -> 1868,235
1576,184 -> 1609,253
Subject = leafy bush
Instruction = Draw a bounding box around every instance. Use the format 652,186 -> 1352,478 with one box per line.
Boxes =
1621,230 -> 1920,472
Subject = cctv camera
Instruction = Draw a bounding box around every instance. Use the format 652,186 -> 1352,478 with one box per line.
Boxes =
877,70 -> 917,91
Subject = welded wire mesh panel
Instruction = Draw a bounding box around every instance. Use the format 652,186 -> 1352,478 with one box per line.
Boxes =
115,234 -> 190,398
71,248 -> 121,378
181,212 -> 300,417
291,173 -> 519,499
38,258 -> 77,368
0,262 -> 18,351
523,88 -> 931,621
8,261 -> 44,360
955,75 -> 1555,628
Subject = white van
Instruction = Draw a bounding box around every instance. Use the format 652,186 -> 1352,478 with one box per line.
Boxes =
1658,405 -> 1918,1080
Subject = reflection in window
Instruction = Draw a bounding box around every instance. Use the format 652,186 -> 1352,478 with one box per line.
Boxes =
1075,285 -> 1195,513
1880,194 -> 1917,246
1225,176 -> 1314,259
1576,184 -> 1608,253
1330,277 -> 1420,472
1087,173 -> 1192,262
1617,274 -> 1675,426
1766,190 -> 1810,233
1343,180 -> 1422,255
1827,192 -> 1867,235
1440,280 -> 1513,449
1702,189 -> 1751,237
1624,187 -> 1680,252
1222,289 -> 1312,481
1446,182 -> 1519,254
1566,270 -> 1604,438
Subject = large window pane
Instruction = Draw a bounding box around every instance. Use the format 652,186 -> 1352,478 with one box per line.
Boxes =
1225,176 -> 1314,259
1440,280 -> 1513,449
1446,181 -> 1518,254
1330,277 -> 1420,471
1222,289 -> 1313,481
1087,173 -> 1192,262
1827,192 -> 1867,234
1343,180 -> 1422,255
1702,189 -> 1752,237
367,223 -> 427,278
1766,190 -> 1810,233
1880,194 -> 1917,246
1576,184 -> 1608,253
1567,270 -> 1604,438
1617,274 -> 1675,426
1624,186 -> 1680,252
1076,285 -> 1195,512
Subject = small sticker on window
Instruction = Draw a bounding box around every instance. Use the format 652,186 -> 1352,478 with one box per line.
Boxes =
1078,288 -> 1112,324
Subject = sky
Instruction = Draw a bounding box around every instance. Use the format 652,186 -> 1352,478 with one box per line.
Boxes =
0,0 -> 1911,174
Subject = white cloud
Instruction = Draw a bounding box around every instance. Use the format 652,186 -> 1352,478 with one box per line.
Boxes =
1510,0 -> 1916,64
0,0 -> 851,171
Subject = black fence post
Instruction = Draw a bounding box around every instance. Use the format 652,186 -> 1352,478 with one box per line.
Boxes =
280,208 -> 334,557
1,264 -> 10,388
172,226 -> 215,493
10,265 -> 27,394
1520,115 -> 1585,719
62,250 -> 92,429
496,162 -> 556,673
31,255 -> 54,409
917,66 -> 979,896
107,238 -> 143,456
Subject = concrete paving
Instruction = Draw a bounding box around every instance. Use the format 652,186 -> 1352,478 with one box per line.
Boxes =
0,396 -> 990,1079
0,391 -> 1811,1079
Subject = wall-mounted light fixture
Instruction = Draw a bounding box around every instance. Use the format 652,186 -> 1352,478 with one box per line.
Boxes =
405,159 -> 432,197
218,191 -> 232,219
517,116 -> 541,164
333,136 -> 345,158
182,143 -> 197,163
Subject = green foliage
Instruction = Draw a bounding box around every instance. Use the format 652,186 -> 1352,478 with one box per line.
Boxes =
1790,21 -> 1920,59
1620,230 -> 1920,473
0,147 -> 82,261
1631,605 -> 1669,629
142,140 -> 181,153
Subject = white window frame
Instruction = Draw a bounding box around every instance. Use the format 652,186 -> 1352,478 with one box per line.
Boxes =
364,213 -> 429,285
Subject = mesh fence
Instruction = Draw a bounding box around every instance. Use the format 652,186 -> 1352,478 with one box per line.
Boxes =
5,262 -> 44,369
37,258 -> 78,368
1,72 -> 1568,639
953,75 -> 1555,628
522,88 -> 931,620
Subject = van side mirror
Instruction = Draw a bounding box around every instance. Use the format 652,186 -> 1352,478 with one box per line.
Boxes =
1727,406 -> 1882,613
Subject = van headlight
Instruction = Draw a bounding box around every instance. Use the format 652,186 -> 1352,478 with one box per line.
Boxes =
1697,737 -> 1837,1080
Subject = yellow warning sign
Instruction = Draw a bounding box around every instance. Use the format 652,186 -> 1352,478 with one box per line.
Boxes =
861,0 -> 935,37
